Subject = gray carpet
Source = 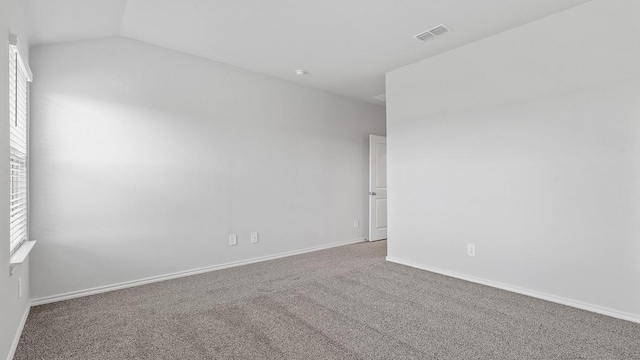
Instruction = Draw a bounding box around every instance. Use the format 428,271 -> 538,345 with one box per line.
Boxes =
15,241 -> 640,359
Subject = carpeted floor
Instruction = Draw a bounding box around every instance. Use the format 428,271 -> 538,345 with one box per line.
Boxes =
15,241 -> 640,359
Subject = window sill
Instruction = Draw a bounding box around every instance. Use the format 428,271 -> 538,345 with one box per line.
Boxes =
9,240 -> 36,275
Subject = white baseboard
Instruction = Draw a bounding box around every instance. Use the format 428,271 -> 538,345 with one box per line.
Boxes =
6,304 -> 30,360
386,256 -> 640,324
30,238 -> 365,306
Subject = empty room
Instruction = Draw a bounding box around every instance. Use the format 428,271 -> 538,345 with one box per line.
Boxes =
2,0 -> 640,359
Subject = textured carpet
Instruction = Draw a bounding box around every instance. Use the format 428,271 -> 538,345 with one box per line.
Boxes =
15,241 -> 640,359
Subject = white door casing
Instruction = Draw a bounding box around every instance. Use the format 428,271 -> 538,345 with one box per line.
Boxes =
369,135 -> 387,241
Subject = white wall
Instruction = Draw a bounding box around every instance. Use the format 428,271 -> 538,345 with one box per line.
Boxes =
8,0 -> 29,58
29,37 -> 385,300
386,0 -> 640,320
1,0 -> 31,359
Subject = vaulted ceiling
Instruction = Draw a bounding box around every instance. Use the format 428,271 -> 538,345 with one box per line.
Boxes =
24,0 -> 592,104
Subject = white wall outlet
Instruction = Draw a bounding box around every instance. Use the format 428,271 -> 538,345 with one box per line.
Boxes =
229,234 -> 237,246
18,278 -> 22,299
250,232 -> 259,243
354,220 -> 359,228
467,244 -> 476,257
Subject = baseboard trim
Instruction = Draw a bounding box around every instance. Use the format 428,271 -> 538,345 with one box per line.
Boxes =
30,238 -> 365,306
385,256 -> 640,324
6,304 -> 30,360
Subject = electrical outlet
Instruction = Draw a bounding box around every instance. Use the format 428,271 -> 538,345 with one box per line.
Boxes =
353,220 -> 359,228
467,244 -> 476,257
251,232 -> 259,243
18,278 -> 22,299
229,234 -> 237,246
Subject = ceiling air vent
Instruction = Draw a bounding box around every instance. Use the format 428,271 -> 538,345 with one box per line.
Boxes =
373,94 -> 386,102
414,31 -> 436,42
413,24 -> 452,42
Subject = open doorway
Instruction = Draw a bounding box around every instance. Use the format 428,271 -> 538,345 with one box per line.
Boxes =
369,135 -> 387,241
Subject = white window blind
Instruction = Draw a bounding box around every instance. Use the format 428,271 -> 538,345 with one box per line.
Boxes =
9,37 -> 32,255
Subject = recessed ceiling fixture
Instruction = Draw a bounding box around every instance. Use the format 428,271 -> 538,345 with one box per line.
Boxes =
413,24 -> 453,42
373,94 -> 386,102
295,69 -> 308,76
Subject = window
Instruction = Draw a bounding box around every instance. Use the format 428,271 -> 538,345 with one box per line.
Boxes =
9,35 -> 32,255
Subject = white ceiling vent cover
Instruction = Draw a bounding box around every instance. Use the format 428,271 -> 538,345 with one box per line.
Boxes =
413,24 -> 452,42
373,94 -> 386,102
414,31 -> 436,42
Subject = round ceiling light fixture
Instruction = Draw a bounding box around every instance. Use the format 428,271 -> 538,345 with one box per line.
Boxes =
295,69 -> 308,76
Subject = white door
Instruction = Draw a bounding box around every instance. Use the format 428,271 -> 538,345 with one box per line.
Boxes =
369,135 -> 387,241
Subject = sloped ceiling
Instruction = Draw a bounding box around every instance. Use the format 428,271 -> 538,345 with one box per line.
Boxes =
25,0 -> 593,104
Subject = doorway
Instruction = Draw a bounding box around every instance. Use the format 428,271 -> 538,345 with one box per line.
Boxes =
369,135 -> 387,241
